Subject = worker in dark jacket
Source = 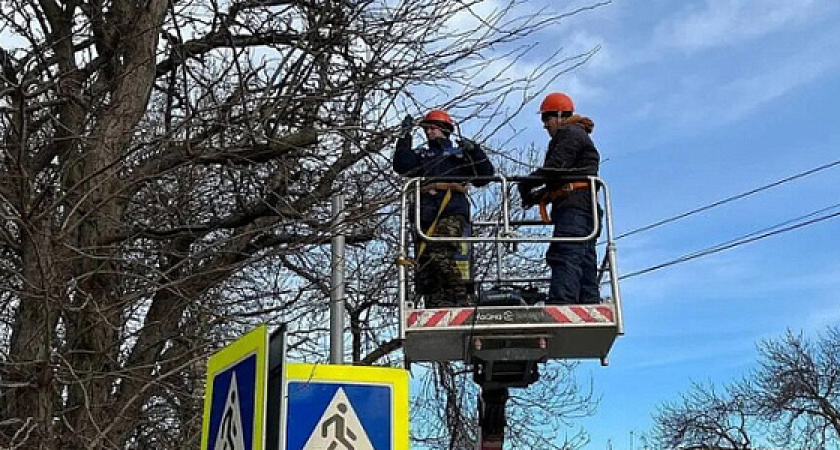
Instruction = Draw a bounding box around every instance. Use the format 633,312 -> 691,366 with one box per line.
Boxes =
393,109 -> 495,307
518,93 -> 601,304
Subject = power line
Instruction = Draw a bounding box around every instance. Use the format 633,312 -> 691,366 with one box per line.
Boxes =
613,158 -> 840,241
620,204 -> 840,280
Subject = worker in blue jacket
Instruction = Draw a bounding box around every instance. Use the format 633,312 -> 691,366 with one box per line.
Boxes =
393,109 -> 495,307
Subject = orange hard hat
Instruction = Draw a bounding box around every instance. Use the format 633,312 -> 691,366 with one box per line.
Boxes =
539,92 -> 574,114
419,109 -> 455,132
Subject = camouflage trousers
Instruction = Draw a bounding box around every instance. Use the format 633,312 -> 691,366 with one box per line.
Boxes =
416,215 -> 473,308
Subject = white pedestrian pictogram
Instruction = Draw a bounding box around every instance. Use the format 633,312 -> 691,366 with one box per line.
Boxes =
322,403 -> 357,449
214,372 -> 247,450
303,388 -> 374,450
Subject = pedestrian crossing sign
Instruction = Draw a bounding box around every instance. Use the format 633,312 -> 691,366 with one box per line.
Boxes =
201,325 -> 269,450
282,363 -> 409,450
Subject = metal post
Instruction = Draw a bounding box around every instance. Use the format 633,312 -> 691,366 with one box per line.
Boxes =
398,181 -> 411,341
330,195 -> 346,364
600,182 -> 624,335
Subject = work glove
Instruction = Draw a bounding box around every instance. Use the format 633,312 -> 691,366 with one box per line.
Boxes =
518,182 -> 540,209
457,138 -> 477,155
400,115 -> 414,136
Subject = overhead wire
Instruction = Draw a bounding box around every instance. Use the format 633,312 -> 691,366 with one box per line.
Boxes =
619,202 -> 840,280
612,158 -> 840,241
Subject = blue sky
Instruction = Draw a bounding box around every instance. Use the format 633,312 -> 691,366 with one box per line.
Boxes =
458,1 -> 840,448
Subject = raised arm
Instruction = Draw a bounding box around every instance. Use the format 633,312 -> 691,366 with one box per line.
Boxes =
393,134 -> 423,176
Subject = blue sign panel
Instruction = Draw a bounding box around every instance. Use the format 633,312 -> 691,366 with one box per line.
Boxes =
207,353 -> 258,449
286,382 -> 391,449
281,363 -> 409,450
201,325 -> 269,450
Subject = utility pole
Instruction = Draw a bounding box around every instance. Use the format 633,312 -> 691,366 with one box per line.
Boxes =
330,195 -> 346,364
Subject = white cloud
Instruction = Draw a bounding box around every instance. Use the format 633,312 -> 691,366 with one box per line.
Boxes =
558,1 -> 840,130
551,30 -> 613,104
633,25 -> 840,131
674,56 -> 838,126
655,0 -> 832,52
443,0 -> 507,31
717,58 -> 837,120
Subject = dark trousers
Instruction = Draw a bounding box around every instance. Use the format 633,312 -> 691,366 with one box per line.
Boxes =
546,207 -> 600,304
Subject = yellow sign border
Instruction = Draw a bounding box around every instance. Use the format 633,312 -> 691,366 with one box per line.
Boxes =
201,324 -> 269,450
285,363 -> 410,450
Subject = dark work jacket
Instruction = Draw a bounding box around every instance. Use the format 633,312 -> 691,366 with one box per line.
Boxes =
529,115 -> 599,213
393,135 -> 495,227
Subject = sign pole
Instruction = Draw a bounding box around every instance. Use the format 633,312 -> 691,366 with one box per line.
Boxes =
330,195 -> 346,364
266,326 -> 287,450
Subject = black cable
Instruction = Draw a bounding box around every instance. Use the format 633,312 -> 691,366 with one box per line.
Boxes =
620,205 -> 840,280
613,158 -> 840,241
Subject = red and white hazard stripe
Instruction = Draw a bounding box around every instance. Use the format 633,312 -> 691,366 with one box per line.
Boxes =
407,305 -> 614,328
407,309 -> 474,328
545,305 -> 614,323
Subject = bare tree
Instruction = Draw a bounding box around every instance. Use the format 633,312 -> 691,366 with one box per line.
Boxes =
655,382 -> 754,450
409,361 -> 596,449
0,0 -> 607,447
653,327 -> 840,449
743,327 -> 840,448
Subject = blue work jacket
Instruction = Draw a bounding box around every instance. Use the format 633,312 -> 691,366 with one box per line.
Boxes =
393,135 -> 495,226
